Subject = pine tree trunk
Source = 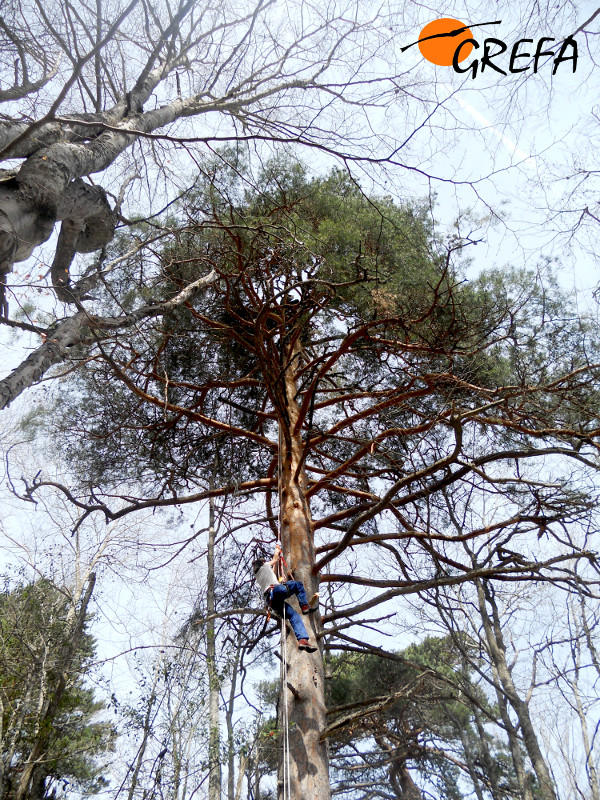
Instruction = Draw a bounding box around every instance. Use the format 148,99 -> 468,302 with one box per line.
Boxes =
276,349 -> 330,800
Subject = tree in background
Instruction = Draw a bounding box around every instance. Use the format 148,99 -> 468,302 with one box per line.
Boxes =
112,561 -> 270,800
328,639 -> 529,800
548,592 -> 600,800
424,564 -> 600,800
252,635 -> 527,800
0,575 -> 114,799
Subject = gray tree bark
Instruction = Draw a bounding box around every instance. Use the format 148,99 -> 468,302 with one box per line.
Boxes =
226,642 -> 242,800
476,579 -> 558,800
0,269 -> 216,408
207,494 -> 222,800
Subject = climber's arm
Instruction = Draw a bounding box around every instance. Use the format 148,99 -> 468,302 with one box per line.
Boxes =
267,543 -> 282,569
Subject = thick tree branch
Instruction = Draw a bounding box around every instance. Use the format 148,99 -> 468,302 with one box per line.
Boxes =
0,270 -> 217,408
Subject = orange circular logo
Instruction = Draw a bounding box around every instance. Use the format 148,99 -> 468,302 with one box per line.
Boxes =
418,18 -> 474,66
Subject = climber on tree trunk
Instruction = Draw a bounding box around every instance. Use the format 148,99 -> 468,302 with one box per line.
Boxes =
253,544 -> 318,653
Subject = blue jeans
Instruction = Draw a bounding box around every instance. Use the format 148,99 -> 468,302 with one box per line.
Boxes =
268,581 -> 309,641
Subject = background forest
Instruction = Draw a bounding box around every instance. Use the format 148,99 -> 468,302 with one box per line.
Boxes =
1,1 -> 600,799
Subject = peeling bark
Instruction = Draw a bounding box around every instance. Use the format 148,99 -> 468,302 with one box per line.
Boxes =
395,765 -> 425,800
277,342 -> 330,800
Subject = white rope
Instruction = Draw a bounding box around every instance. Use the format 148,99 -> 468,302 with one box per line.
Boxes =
281,609 -> 291,800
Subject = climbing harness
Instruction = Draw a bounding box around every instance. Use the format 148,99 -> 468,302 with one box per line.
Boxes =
275,544 -> 291,581
264,544 -> 288,623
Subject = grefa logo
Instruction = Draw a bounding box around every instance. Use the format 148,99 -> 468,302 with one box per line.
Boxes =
402,18 -> 578,78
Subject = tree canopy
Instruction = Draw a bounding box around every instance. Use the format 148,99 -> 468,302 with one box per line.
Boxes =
44,157 -> 600,570
326,637 -> 526,800
15,155 -> 600,797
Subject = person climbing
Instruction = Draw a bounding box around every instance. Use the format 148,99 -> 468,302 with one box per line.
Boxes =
253,543 -> 318,653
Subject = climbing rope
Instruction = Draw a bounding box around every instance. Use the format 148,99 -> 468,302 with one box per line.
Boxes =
280,606 -> 291,800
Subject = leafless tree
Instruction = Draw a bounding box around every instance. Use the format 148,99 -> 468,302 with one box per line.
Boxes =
3,2 -> 599,410
0,0 -> 415,338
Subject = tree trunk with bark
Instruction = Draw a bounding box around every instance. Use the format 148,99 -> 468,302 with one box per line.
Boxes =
226,642 -> 242,800
276,345 -> 330,799
476,580 -> 557,800
207,495 -> 222,800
